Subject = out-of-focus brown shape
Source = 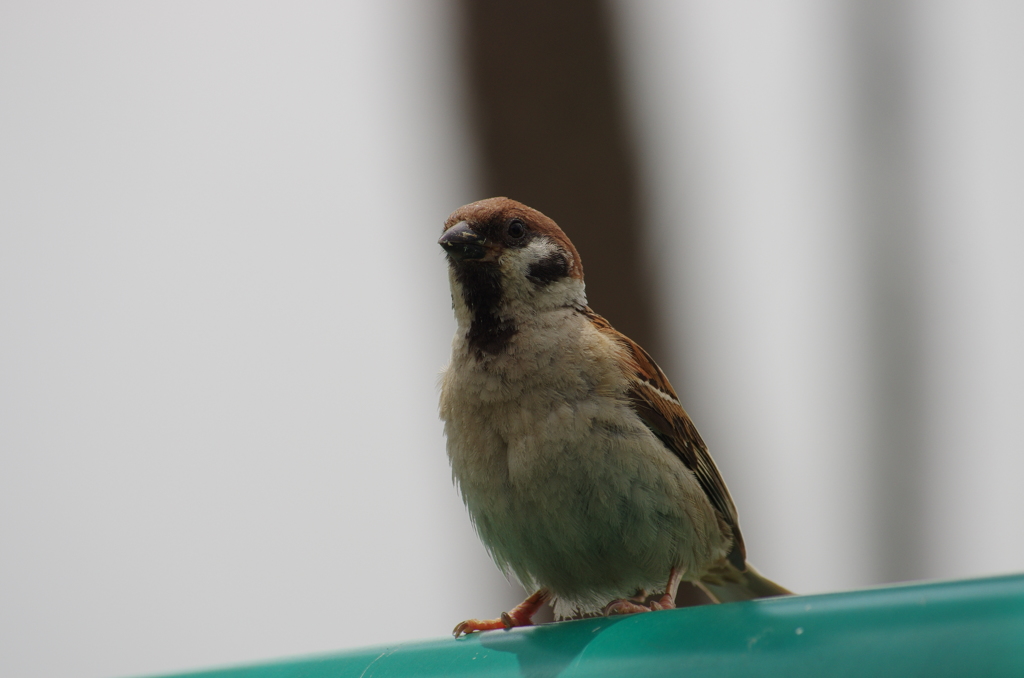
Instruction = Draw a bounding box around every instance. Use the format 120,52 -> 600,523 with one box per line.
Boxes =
456,0 -> 660,358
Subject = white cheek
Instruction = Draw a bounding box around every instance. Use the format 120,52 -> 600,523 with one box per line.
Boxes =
498,239 -> 586,311
524,238 -> 560,261
499,238 -> 559,279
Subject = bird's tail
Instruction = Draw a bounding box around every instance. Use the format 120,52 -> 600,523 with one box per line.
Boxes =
698,563 -> 793,603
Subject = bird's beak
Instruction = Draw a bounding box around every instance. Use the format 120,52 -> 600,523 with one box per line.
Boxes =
439,221 -> 487,261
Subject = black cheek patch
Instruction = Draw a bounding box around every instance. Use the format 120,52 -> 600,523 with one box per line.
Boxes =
526,252 -> 569,286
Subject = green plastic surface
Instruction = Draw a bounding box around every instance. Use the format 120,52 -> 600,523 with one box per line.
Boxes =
158,574 -> 1024,678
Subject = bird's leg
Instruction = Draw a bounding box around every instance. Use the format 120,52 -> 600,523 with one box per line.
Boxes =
648,567 -> 684,610
603,567 -> 684,616
453,588 -> 551,638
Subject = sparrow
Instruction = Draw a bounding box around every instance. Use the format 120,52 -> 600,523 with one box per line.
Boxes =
438,197 -> 791,637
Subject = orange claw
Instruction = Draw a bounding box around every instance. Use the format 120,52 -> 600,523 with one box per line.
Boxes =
452,617 -> 509,638
453,588 -> 552,638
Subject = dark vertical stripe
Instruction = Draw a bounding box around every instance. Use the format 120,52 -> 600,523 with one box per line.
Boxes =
847,0 -> 928,584
455,0 -> 662,359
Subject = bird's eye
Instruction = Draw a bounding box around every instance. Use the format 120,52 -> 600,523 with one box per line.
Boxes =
507,219 -> 527,240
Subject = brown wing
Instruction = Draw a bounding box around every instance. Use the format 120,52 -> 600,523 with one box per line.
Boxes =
582,307 -> 747,570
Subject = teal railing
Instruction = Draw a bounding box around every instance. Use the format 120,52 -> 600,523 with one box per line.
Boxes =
157,573 -> 1024,678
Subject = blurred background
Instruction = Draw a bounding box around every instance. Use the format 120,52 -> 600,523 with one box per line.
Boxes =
1,1 -> 1022,677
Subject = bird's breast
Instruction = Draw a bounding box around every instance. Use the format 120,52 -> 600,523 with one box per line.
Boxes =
439,309 -> 728,607
440,308 -> 630,486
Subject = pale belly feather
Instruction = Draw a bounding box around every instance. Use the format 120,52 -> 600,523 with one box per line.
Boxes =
440,312 -> 728,615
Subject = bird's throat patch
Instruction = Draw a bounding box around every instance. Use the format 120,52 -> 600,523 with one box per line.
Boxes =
454,263 -> 517,356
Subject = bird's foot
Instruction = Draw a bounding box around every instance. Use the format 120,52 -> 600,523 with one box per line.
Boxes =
603,567 -> 684,617
453,588 -> 551,638
602,591 -> 677,616
602,598 -> 656,615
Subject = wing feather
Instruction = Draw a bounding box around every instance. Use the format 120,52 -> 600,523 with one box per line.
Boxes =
582,307 -> 747,570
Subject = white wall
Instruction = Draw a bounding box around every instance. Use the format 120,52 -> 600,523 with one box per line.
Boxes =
0,3 -> 514,678
612,0 -> 1024,592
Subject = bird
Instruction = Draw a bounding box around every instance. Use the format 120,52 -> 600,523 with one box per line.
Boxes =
438,197 -> 791,637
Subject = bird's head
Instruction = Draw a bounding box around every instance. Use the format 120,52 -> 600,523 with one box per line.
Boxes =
440,197 -> 587,353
